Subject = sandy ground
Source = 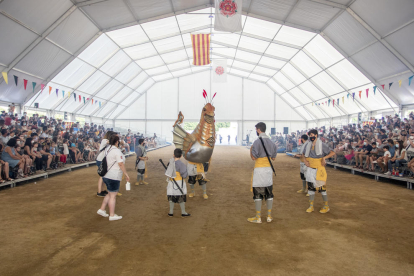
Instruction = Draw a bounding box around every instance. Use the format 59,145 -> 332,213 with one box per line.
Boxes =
1,145 -> 414,276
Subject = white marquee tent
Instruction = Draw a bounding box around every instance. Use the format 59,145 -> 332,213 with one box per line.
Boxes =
0,0 -> 413,140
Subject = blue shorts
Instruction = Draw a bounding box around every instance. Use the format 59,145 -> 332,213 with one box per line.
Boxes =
96,161 -> 102,167
103,177 -> 120,192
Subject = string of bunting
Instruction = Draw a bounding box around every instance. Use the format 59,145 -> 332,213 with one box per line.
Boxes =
312,74 -> 413,107
1,72 -> 103,108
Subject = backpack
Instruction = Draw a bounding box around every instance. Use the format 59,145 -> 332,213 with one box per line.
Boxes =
97,146 -> 115,177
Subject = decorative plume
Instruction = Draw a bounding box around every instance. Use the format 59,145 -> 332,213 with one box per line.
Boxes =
212,92 -> 217,100
203,89 -> 207,98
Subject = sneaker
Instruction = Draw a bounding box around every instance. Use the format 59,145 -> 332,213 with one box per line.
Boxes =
181,213 -> 191,217
97,209 -> 109,217
247,217 -> 262,223
267,216 -> 273,223
102,190 -> 108,194
297,189 -> 305,193
384,171 -> 391,176
189,192 -> 195,198
168,213 -> 173,217
97,192 -> 106,197
203,194 -> 208,199
117,192 -> 122,196
109,214 -> 122,221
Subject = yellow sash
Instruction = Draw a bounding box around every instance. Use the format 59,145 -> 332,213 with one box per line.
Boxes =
300,155 -> 305,162
188,161 -> 204,173
250,157 -> 271,191
171,171 -> 182,181
305,157 -> 327,183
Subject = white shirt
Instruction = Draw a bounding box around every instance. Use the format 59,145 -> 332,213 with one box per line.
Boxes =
103,146 -> 125,181
96,139 -> 109,161
384,151 -> 391,158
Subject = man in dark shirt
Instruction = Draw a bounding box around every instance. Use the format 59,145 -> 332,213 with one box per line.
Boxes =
354,138 -> 372,169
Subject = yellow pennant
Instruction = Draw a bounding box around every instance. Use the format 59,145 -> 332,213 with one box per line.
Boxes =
68,92 -> 71,98
2,72 -> 8,84
342,96 -> 344,104
398,79 -> 402,87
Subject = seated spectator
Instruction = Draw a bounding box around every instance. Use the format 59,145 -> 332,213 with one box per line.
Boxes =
386,140 -> 407,176
0,144 -> 11,182
1,138 -> 27,178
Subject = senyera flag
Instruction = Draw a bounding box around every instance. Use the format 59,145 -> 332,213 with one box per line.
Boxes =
191,34 -> 211,66
214,0 -> 242,32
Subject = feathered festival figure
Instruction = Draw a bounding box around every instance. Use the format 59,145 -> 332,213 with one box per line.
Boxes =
172,90 -> 216,163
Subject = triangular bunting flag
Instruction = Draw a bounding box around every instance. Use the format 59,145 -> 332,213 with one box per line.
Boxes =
62,91 -> 65,98
333,99 -> 335,107
342,96 -> 344,104
83,97 -> 85,104
56,89 -> 59,97
381,84 -> 385,90
352,92 -> 355,101
49,86 -> 52,95
79,95 -> 81,102
92,99 -> 94,104
366,88 -> 369,98
337,98 -> 339,106
41,84 -> 45,93
24,79 -> 28,90
14,75 -> 18,86
2,72 -> 8,84
32,82 -> 36,93
74,93 -> 76,101
312,102 -> 313,106
409,75 -> 413,86
99,102 -> 101,108
347,94 -> 350,99
359,91 -> 361,99
389,82 -> 393,90
328,99 -> 331,106
398,80 -> 402,87
68,92 -> 71,98
373,86 -> 377,95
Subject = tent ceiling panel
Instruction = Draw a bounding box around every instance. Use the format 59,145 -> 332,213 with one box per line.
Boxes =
332,92 -> 366,114
304,35 -> 343,68
287,0 -> 341,30
47,9 -> 99,55
253,66 -> 278,77
123,43 -> 158,60
267,78 -> 285,95
0,14 -> 38,66
0,0 -> 73,34
290,51 -> 322,77
311,71 -> 344,95
152,73 -> 174,82
299,81 -> 327,101
137,78 -> 155,93
323,11 -> 376,56
152,35 -> 185,53
296,106 -> 316,121
327,59 -> 370,89
95,101 -> 116,117
78,34 -> 119,68
141,16 -> 180,40
274,25 -> 316,47
100,50 -> 132,77
172,68 -> 192,78
146,65 -> 170,76
259,56 -> 287,70
290,87 -> 312,105
281,63 -> 307,84
351,42 -> 408,80
94,79 -> 124,99
281,93 -> 301,108
317,103 -> 342,117
108,105 -> 126,119
129,0 -> 172,20
115,62 -> 142,84
350,0 -> 414,37
248,74 -> 269,83
106,25 -> 149,48
176,13 -> 212,32
265,43 -> 299,60
211,45 -> 237,58
78,71 -> 110,94
242,16 -> 282,39
232,60 -> 256,71
249,0 -> 294,22
384,22 -> 414,68
168,60 -> 192,71
112,86 -> 133,104
229,68 -> 249,78
274,72 -> 295,90
52,58 -> 95,89
160,49 -> 188,63
15,40 -> 72,79
136,56 -> 165,69
303,103 -> 326,119
128,71 -> 149,89
82,0 -> 136,29
234,50 -> 262,64
376,71 -> 414,104
211,33 -> 241,46
238,36 -> 270,53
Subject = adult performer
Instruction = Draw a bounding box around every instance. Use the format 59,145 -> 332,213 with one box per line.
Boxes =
302,129 -> 335,214
135,138 -> 149,185
248,122 -> 277,224
187,162 -> 208,199
294,134 -> 310,196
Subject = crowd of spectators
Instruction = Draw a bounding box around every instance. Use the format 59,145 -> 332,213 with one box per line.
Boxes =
283,113 -> 414,177
0,110 -> 162,183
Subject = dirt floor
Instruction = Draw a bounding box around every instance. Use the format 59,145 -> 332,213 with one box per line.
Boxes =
1,145 -> 414,276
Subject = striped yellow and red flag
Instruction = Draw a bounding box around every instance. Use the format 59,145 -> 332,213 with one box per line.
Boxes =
191,34 -> 211,66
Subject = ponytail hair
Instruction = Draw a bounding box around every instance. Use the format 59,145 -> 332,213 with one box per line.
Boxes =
109,134 -> 119,146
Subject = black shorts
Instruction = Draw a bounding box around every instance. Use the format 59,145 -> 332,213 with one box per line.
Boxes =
307,182 -> 327,192
300,172 -> 305,180
137,169 -> 145,175
167,195 -> 187,203
203,162 -> 209,172
252,186 -> 273,201
188,175 -> 207,185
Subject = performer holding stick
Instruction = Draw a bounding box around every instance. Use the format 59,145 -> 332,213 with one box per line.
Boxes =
294,134 -> 310,196
249,122 -> 277,224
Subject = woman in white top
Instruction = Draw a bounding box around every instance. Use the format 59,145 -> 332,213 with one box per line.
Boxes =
97,135 -> 130,221
387,140 -> 407,175
96,131 -> 115,197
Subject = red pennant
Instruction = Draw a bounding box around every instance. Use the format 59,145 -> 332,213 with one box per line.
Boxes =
381,84 -> 385,90
366,88 -> 369,98
49,86 -> 52,95
24,79 -> 28,90
359,91 -> 361,99
41,84 -> 45,93
92,99 -> 94,104
79,95 -> 81,102
333,99 -> 335,107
